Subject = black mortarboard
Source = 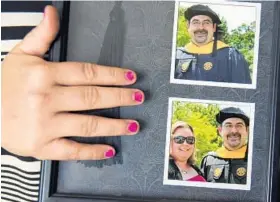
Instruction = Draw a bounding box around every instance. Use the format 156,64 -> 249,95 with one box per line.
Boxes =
216,107 -> 250,126
184,4 -> 221,24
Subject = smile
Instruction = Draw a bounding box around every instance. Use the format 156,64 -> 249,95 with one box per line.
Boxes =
195,31 -> 207,35
227,134 -> 241,141
179,148 -> 190,152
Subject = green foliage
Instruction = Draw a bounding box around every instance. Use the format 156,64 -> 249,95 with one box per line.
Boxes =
176,7 -> 191,47
226,22 -> 256,74
176,6 -> 255,75
172,102 -> 222,166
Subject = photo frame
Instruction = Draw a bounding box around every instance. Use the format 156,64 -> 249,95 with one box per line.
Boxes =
169,0 -> 261,89
40,1 -> 280,202
163,98 -> 255,190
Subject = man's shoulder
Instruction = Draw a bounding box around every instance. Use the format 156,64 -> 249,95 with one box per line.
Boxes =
176,46 -> 194,59
204,151 -> 218,158
216,44 -> 244,59
201,151 -> 219,163
217,43 -> 242,55
176,47 -> 186,54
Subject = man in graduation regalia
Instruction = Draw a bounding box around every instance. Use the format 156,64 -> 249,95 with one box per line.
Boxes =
175,4 -> 252,84
200,107 -> 250,184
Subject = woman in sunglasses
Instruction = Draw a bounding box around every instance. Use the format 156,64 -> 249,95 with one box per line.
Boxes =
168,121 -> 206,182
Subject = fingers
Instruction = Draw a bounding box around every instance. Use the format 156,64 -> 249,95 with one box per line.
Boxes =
40,138 -> 116,160
11,5 -> 60,56
49,62 -> 137,86
51,113 -> 140,138
51,86 -> 144,111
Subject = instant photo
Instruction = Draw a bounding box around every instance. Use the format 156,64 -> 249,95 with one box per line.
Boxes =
164,98 -> 255,190
170,1 -> 261,89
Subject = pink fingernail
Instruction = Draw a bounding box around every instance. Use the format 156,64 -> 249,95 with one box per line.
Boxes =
105,149 -> 115,158
128,122 -> 138,133
125,71 -> 135,81
133,92 -> 143,102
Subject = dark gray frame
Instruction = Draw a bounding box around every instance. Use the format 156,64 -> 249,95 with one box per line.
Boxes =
40,1 -> 280,202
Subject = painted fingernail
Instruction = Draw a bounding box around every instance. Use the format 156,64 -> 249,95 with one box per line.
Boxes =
133,91 -> 143,102
128,122 -> 138,133
125,71 -> 135,81
105,149 -> 115,158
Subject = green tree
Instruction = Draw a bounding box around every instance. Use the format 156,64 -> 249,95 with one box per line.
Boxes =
227,22 -> 255,74
176,7 -> 191,47
218,17 -> 230,43
171,102 -> 222,166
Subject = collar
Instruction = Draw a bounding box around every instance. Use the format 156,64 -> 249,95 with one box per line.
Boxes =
216,145 -> 247,159
185,40 -> 229,54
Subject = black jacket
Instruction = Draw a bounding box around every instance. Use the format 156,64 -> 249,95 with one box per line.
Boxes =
168,159 -> 204,180
200,152 -> 247,184
174,42 -> 252,84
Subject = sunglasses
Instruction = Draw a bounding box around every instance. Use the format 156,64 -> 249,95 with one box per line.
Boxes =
173,136 -> 195,145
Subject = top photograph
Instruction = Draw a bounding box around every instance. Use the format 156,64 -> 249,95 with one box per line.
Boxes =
170,0 -> 261,89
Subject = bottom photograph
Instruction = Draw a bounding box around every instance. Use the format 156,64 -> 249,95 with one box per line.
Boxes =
163,98 -> 255,190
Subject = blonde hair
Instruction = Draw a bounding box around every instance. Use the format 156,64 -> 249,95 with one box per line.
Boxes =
170,121 -> 196,165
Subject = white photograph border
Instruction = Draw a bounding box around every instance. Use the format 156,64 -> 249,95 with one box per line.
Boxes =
163,97 -> 255,190
169,0 -> 262,89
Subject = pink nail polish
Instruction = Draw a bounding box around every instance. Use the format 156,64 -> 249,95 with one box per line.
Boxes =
134,92 -> 143,102
128,122 -> 138,133
105,149 -> 115,158
125,71 -> 135,81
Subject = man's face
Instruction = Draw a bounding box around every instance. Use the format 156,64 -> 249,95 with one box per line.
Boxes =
187,15 -> 216,46
218,118 -> 249,150
170,127 -> 195,162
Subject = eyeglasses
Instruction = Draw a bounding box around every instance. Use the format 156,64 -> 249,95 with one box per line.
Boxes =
222,124 -> 245,131
190,20 -> 213,27
173,136 -> 195,145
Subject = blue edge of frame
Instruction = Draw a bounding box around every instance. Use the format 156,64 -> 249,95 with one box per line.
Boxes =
39,1 -> 280,202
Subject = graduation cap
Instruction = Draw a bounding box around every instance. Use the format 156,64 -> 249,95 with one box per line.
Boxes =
184,4 -> 222,56
216,107 -> 250,126
184,4 -> 221,25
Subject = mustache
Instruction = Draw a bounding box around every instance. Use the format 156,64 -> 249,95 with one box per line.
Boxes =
227,132 -> 241,138
194,30 -> 208,34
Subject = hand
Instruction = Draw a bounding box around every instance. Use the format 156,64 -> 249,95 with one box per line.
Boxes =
1,6 -> 144,160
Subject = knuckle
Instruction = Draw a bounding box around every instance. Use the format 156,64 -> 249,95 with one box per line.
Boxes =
82,63 -> 98,82
108,68 -> 118,84
69,144 -> 99,160
27,62 -> 52,90
89,150 -> 99,160
28,62 -> 49,80
117,88 -> 126,105
82,86 -> 99,108
81,116 -> 99,137
108,124 -> 118,136
70,144 -> 82,160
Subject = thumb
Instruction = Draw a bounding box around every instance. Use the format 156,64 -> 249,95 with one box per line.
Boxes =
11,5 -> 60,57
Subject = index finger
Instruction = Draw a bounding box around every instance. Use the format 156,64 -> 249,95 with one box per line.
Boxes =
49,61 -> 137,86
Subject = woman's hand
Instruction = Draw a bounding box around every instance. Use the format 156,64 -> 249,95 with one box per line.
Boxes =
1,6 -> 144,160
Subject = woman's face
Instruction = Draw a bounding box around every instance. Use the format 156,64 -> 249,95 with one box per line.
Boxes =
170,127 -> 195,163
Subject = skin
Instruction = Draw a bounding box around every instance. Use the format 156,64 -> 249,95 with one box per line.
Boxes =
170,127 -> 195,170
218,118 -> 249,150
187,15 -> 216,46
1,6 -> 145,160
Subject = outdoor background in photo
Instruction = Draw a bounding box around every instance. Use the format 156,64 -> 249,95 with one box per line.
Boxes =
171,101 -> 251,167
176,2 -> 258,77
